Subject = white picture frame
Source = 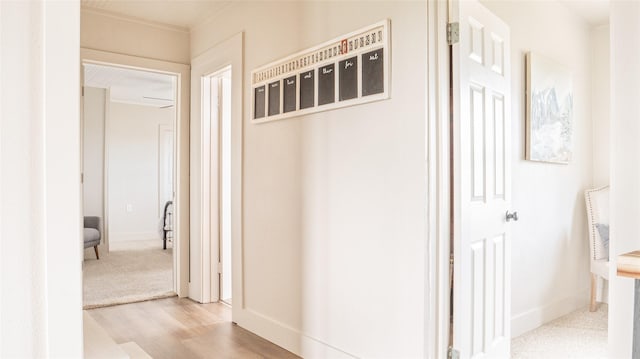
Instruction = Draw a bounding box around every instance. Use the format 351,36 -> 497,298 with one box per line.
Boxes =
525,52 -> 574,164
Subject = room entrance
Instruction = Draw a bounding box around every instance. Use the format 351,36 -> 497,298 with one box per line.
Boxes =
201,67 -> 233,305
80,48 -> 190,309
81,63 -> 178,307
188,33 -> 243,314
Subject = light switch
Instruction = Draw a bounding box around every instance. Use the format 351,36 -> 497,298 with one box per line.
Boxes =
126,204 -> 133,212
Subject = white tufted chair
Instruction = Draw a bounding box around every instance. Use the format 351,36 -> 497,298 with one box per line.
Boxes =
585,186 -> 609,312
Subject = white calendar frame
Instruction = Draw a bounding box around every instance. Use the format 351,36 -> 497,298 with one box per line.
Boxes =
250,19 -> 391,124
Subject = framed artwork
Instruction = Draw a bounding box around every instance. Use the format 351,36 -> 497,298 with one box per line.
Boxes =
525,52 -> 573,164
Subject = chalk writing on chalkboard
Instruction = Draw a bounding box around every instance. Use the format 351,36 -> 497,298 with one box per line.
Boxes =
254,85 -> 266,119
268,80 -> 281,116
283,75 -> 297,113
300,70 -> 315,110
339,56 -> 358,101
318,64 -> 335,106
362,48 -> 384,96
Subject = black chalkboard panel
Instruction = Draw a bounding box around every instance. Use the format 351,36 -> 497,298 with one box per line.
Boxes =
268,80 -> 281,116
362,48 -> 384,96
300,70 -> 315,110
283,75 -> 297,113
318,64 -> 335,106
339,56 -> 358,101
254,86 -> 266,119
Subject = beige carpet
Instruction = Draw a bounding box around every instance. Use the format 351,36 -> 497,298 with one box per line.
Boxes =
83,241 -> 174,309
512,304 -> 608,358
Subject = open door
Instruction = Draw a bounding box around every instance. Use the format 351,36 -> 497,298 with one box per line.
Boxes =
451,0 -> 512,358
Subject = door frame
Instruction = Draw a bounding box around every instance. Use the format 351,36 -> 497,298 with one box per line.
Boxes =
189,32 -> 244,323
80,48 -> 191,297
427,1 -> 453,358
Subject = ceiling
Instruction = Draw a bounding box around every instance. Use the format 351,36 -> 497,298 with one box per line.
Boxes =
559,0 -> 610,26
81,0 -> 231,29
81,0 -> 610,34
84,63 -> 176,108
79,1 -> 608,110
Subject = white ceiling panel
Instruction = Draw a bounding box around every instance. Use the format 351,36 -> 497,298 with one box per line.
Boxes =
84,63 -> 175,107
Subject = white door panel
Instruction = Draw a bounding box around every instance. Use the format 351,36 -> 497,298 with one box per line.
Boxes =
453,0 -> 511,358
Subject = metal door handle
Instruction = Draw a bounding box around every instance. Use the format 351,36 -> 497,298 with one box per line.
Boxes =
506,211 -> 518,222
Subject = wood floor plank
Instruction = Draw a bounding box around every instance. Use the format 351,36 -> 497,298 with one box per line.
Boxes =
87,297 -> 300,359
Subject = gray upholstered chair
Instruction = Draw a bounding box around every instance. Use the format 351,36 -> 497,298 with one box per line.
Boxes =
84,216 -> 101,259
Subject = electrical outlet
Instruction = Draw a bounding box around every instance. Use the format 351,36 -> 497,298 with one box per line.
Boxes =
126,204 -> 133,212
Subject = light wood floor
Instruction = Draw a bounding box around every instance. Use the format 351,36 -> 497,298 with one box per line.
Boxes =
88,297 -> 300,359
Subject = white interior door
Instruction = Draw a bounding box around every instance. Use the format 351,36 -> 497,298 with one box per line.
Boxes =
452,0 -> 512,358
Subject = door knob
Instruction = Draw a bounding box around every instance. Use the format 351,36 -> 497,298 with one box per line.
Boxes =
506,211 -> 518,222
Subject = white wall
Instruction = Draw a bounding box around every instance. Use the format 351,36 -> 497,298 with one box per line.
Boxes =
83,87 -> 106,219
481,1 -> 594,337
191,2 -> 428,357
592,25 -> 610,188
609,3 -> 640,357
81,8 -> 190,64
1,1 -> 82,357
108,101 -> 173,241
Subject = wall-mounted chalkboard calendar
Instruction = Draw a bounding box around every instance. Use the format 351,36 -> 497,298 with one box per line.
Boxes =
251,20 -> 390,124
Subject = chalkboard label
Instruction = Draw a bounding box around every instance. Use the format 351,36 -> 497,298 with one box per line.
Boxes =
283,75 -> 297,113
268,80 -> 281,116
254,86 -> 266,119
318,64 -> 335,106
362,48 -> 384,96
300,70 -> 315,110
339,56 -> 358,101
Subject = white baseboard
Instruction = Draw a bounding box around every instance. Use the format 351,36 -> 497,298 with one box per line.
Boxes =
511,288 -> 590,338
234,308 -> 302,356
235,308 -> 357,359
109,231 -> 160,241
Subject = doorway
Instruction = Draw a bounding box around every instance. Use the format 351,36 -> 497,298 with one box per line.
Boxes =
198,66 -> 233,305
213,68 -> 233,305
188,33 -> 243,316
197,66 -> 233,305
441,1 -> 610,358
81,63 -> 178,308
80,48 -> 191,307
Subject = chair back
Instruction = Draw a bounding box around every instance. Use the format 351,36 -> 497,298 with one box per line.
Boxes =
585,186 -> 609,261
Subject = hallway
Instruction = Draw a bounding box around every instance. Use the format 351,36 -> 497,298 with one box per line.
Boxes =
87,298 -> 299,358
